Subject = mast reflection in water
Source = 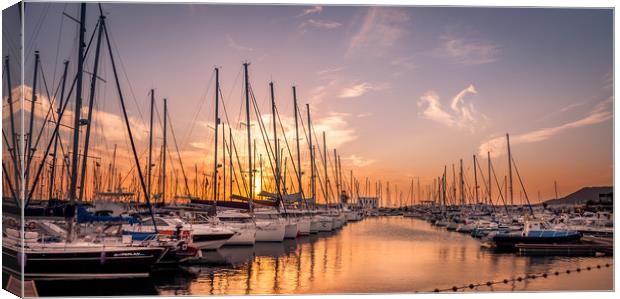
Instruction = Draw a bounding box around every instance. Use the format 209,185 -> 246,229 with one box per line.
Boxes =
36,217 -> 613,296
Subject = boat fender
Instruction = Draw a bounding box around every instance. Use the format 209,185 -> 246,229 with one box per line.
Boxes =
100,249 -> 107,265
17,252 -> 26,267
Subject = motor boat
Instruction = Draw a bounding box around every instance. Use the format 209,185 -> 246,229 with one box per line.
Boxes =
492,219 -> 582,250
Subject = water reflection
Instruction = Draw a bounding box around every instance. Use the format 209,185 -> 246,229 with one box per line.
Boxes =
34,217 -> 613,296
158,217 -> 611,295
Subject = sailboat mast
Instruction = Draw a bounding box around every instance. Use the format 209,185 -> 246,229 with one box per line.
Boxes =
212,67 -> 220,203
67,3 -> 87,242
222,124 -> 226,201
322,132 -> 328,206
270,82 -> 281,203
162,98 -> 167,204
78,14 -> 105,201
307,104 -> 316,206
292,86 -> 303,200
507,133 -> 514,206
333,149 -> 340,203
147,89 -> 155,202
49,60 -> 69,199
26,51 -> 39,166
473,154 -> 479,204
487,151 -> 491,205
243,63 -> 253,210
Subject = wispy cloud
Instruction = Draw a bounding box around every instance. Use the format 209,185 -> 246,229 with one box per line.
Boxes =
225,34 -> 253,52
435,29 -> 500,65
296,6 -> 323,17
316,66 -> 345,77
417,84 -> 483,131
347,7 -> 410,56
357,113 -> 372,118
344,154 -> 375,167
479,98 -> 613,157
300,18 -> 342,29
391,55 -> 416,70
338,82 -> 389,98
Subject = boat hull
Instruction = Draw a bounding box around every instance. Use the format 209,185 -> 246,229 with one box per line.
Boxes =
2,245 -> 165,280
192,233 -> 235,250
284,223 -> 299,239
492,232 -> 582,250
255,222 -> 286,242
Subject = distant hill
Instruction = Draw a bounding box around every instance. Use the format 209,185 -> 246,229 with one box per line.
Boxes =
544,186 -> 613,205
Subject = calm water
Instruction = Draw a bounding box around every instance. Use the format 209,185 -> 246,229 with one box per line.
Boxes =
36,217 -> 613,296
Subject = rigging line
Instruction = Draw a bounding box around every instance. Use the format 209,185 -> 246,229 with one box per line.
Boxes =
511,155 -> 534,215
274,104 -> 302,196
167,111 -> 191,196
218,69 -> 249,196
248,84 -> 279,196
179,72 -> 214,150
474,155 -> 491,203
2,28 -> 20,64
223,133 -> 242,197
51,3 -> 68,92
489,160 -> 509,214
23,63 -> 62,184
24,3 -> 51,62
310,124 -> 332,203
2,162 -> 18,202
104,21 -> 145,123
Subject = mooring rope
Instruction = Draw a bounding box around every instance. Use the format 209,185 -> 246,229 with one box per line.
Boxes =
430,262 -> 613,292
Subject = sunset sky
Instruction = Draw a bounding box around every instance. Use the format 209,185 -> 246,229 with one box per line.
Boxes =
3,3 -> 613,204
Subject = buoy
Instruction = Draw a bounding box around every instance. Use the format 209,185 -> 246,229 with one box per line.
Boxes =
530,275 -> 536,279
576,268 -> 581,272
542,273 -> 548,278
433,289 -> 439,292
468,284 -> 474,289
452,286 -> 458,292
503,279 -> 508,284
597,265 -> 601,269
555,271 -> 559,275
486,281 -> 492,286
517,277 -> 522,281
587,267 -> 591,271
566,270 -> 571,274
605,264 -> 610,267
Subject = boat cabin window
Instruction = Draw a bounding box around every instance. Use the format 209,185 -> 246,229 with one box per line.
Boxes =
254,214 -> 277,220
219,217 -> 251,223
142,218 -> 170,227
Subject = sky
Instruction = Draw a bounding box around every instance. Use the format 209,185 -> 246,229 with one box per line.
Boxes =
2,3 -> 614,205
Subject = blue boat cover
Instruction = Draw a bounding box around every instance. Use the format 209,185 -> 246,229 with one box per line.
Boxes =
77,205 -> 141,224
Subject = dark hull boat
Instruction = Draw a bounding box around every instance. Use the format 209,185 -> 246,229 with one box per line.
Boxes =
492,228 -> 582,251
2,242 -> 166,280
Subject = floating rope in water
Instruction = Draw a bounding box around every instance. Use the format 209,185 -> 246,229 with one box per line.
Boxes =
430,262 -> 613,292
